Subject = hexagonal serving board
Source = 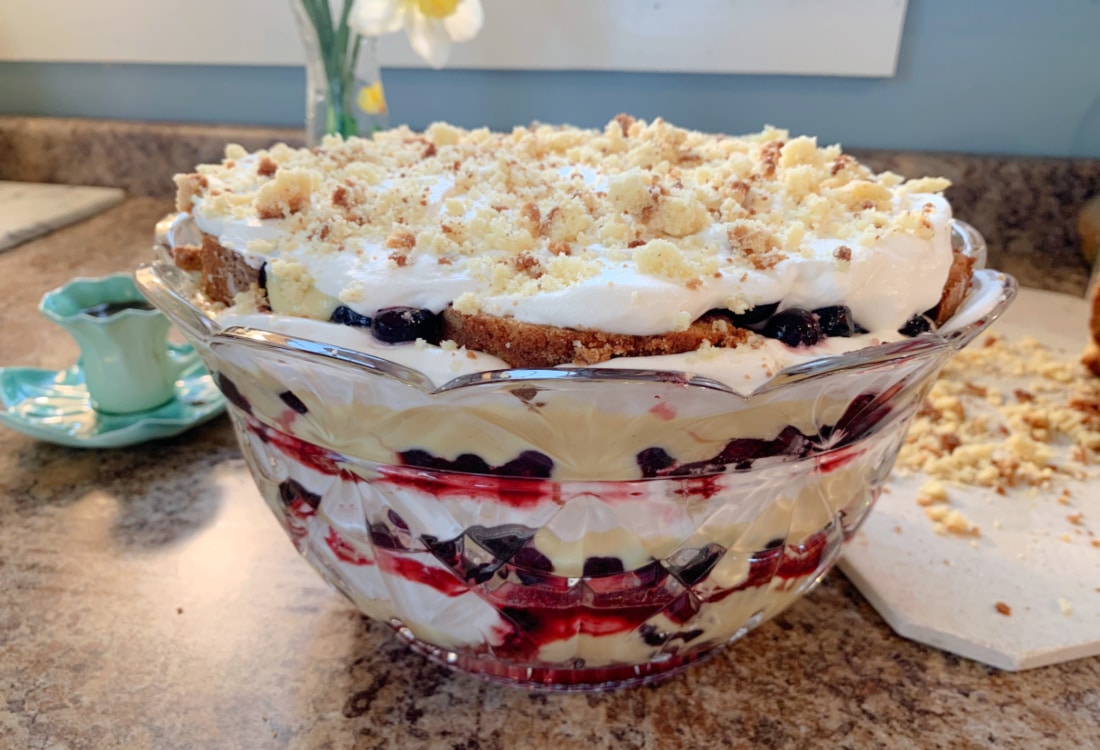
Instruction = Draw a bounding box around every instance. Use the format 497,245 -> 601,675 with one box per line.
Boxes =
840,287 -> 1100,671
0,181 -> 125,252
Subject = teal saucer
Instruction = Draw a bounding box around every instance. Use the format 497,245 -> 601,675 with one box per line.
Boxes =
0,353 -> 226,448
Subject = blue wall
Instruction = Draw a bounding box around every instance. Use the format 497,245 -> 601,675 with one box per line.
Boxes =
1,0 -> 1098,158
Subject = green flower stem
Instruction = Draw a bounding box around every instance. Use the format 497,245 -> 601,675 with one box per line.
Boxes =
295,0 -> 386,141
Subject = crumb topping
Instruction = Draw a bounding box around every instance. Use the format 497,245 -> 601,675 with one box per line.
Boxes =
175,118 -> 951,308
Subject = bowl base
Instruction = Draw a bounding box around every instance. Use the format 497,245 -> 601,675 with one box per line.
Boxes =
390,622 -> 721,692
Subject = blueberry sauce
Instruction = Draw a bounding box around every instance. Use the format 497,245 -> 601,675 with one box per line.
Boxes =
636,394 -> 892,478
247,419 -> 343,475
398,448 -> 554,479
312,501 -> 831,664
278,478 -> 321,511
324,527 -> 372,566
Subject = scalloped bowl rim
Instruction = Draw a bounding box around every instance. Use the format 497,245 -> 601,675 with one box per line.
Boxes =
135,218 -> 1017,401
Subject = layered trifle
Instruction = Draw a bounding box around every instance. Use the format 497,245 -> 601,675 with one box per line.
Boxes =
144,116 -> 1015,688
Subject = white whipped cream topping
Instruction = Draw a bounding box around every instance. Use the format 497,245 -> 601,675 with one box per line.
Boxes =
193,191 -> 953,336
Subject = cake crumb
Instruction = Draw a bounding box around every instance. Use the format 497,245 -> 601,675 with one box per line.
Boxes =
898,332 -> 1100,541
994,601 -> 1012,616
1058,597 -> 1074,615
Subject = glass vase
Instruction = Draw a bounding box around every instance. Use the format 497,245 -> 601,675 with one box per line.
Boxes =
291,0 -> 389,145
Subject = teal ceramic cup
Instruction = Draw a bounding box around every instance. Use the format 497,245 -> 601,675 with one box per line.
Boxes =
39,273 -> 198,414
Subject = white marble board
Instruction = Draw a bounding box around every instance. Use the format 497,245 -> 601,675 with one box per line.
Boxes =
0,181 -> 126,252
841,287 -> 1100,671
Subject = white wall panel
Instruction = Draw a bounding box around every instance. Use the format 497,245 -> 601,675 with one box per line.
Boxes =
0,0 -> 907,77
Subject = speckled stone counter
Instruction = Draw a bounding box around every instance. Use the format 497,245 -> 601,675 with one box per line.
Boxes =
4,115 -> 1099,295
1,127 -> 1099,749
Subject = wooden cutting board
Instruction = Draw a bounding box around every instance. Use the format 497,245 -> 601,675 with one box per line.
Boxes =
0,181 -> 125,252
840,287 -> 1100,671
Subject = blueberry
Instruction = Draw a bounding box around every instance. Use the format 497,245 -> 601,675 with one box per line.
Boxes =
773,425 -> 811,458
512,546 -> 554,573
398,449 -> 441,469
386,509 -> 410,530
898,315 -> 934,337
670,544 -> 724,586
637,447 -> 676,478
372,307 -> 442,344
424,535 -> 463,569
495,450 -> 554,479
329,305 -> 372,328
677,629 -> 704,643
831,393 -> 890,444
762,308 -> 822,347
715,438 -> 768,468
582,556 -> 625,578
639,624 -> 669,647
214,372 -> 251,414
277,478 -> 321,510
500,607 -> 542,632
449,453 -> 492,475
665,592 -> 701,623
368,522 -> 401,549
464,563 -> 500,586
813,305 -> 856,338
467,524 -> 535,560
724,301 -> 779,328
279,390 -> 308,414
401,448 -> 552,478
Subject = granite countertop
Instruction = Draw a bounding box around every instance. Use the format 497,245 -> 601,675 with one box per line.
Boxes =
1,146 -> 1100,748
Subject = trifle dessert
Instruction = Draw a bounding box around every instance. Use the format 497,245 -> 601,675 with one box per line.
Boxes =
140,116 -> 1015,689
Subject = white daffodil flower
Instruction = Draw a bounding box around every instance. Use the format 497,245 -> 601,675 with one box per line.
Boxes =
350,0 -> 484,69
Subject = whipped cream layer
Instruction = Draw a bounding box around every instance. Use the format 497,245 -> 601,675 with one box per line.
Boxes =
177,117 -> 957,339
214,268 -> 1003,398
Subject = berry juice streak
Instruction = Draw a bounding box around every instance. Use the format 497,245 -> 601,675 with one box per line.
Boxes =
253,416 -> 833,663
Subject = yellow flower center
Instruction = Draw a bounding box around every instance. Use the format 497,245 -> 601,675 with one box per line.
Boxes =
415,0 -> 460,19
357,82 -> 387,116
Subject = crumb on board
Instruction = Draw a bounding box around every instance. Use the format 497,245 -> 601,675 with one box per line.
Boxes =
898,333 -> 1100,541
995,601 -> 1012,616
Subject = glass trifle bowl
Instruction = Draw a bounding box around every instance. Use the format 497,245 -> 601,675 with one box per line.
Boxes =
136,217 -> 1014,691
